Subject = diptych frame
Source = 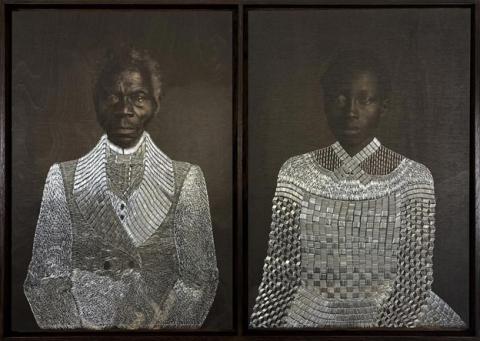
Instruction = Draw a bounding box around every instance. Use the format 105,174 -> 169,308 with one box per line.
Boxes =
1,1 -> 479,340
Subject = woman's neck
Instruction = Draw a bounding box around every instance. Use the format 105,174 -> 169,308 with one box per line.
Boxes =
338,137 -> 375,157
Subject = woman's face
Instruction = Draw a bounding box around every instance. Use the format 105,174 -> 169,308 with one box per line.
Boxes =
96,68 -> 156,149
325,70 -> 385,150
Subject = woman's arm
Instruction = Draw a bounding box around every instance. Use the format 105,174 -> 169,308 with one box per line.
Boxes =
378,174 -> 435,327
250,175 -> 303,328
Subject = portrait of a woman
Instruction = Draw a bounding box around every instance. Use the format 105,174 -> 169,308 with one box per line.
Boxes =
250,51 -> 465,329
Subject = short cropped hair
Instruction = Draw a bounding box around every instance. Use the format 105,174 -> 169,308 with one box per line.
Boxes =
322,49 -> 391,99
94,46 -> 162,113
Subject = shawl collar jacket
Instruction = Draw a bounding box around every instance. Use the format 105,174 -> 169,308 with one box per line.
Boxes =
24,133 -> 218,329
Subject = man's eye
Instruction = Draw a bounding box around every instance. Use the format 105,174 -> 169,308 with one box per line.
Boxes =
106,94 -> 120,104
133,94 -> 147,105
336,95 -> 347,106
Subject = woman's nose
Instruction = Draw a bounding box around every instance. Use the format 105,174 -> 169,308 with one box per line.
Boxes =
347,98 -> 359,118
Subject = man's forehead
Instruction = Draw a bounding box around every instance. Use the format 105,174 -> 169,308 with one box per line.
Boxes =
100,67 -> 151,90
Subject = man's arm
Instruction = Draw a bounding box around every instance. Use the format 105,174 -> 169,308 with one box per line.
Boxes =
24,164 -> 81,329
161,165 -> 218,327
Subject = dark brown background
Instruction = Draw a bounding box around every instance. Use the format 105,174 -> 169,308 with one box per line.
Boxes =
247,8 -> 471,325
11,9 -> 233,331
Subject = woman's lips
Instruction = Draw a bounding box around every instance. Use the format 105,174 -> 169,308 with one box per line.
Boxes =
342,127 -> 360,135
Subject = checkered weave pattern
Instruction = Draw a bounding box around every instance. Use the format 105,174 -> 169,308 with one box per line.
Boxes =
251,138 -> 465,329
250,195 -> 302,327
378,185 -> 435,327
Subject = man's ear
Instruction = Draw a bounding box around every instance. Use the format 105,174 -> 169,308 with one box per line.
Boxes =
144,101 -> 159,128
154,100 -> 161,116
93,93 -> 99,115
93,92 -> 103,126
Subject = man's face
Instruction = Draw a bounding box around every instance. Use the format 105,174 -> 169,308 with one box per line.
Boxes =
96,68 -> 156,149
325,70 -> 384,149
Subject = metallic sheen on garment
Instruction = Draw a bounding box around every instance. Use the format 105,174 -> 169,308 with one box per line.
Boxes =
24,133 -> 218,329
250,138 -> 465,329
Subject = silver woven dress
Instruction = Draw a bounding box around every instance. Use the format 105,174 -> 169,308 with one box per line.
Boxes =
24,132 -> 218,329
250,138 -> 464,329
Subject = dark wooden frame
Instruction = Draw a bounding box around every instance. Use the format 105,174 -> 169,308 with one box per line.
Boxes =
1,0 -> 478,340
1,3 -> 240,339
243,4 -> 478,340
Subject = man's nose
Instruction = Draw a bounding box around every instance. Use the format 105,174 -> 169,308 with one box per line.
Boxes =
118,96 -> 134,115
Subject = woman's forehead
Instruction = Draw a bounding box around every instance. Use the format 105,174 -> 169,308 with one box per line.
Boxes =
325,70 -> 380,92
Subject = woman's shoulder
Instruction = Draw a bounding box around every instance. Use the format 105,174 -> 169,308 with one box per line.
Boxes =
394,154 -> 434,186
278,150 -> 319,178
371,143 -> 434,184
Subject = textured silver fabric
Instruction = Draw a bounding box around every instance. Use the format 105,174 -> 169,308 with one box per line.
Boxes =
251,138 -> 465,329
160,165 -> 219,327
24,132 -> 218,329
23,164 -> 82,329
249,196 -> 302,327
106,144 -> 145,201
73,133 -> 174,247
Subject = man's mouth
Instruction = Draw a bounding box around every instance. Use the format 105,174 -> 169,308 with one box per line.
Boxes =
110,127 -> 137,135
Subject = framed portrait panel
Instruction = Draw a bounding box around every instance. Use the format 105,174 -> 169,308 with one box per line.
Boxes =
246,4 -> 476,336
4,5 -> 236,335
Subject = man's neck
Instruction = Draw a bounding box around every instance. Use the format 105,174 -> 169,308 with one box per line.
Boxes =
107,133 -> 146,155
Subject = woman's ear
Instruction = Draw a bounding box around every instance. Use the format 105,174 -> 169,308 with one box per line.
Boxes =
380,98 -> 390,117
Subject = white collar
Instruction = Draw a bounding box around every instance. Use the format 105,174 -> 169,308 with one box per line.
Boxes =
73,132 -> 175,247
106,132 -> 146,155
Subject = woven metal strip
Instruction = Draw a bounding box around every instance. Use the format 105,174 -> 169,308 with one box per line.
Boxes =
378,184 -> 435,327
298,193 -> 400,301
250,194 -> 302,328
361,146 -> 404,175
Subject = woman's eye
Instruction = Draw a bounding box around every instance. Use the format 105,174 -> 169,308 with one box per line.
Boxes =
358,96 -> 375,105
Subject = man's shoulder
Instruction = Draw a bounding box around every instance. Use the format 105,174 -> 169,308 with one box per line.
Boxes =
57,159 -> 79,172
172,160 -> 193,177
171,160 -> 208,192
47,159 -> 78,194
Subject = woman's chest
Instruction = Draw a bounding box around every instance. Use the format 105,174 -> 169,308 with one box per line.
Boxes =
298,192 -> 403,299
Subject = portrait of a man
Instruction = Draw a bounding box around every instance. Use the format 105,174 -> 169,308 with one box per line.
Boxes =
250,50 -> 466,328
23,47 -> 219,330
